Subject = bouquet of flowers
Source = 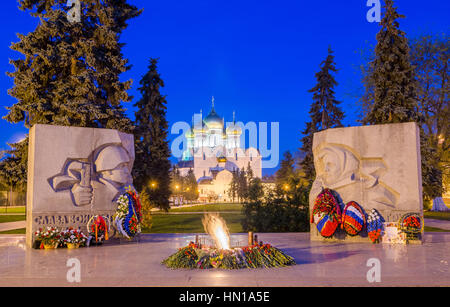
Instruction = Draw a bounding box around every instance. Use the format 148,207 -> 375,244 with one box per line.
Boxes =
62,228 -> 87,247
34,227 -> 62,248
162,242 -> 295,270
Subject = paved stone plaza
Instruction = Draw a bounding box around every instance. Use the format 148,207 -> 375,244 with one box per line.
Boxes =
0,233 -> 449,287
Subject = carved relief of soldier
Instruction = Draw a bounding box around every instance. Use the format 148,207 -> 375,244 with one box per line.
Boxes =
49,144 -> 134,210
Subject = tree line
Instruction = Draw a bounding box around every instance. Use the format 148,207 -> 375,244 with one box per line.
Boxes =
0,0 -> 447,221
242,0 -> 448,232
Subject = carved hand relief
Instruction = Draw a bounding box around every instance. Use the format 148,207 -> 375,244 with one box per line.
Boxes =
48,144 -> 133,207
313,143 -> 399,208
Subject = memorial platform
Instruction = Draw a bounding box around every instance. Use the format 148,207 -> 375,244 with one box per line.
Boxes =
0,233 -> 449,287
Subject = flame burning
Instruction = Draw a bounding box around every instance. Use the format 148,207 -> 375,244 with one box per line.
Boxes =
202,213 -> 230,250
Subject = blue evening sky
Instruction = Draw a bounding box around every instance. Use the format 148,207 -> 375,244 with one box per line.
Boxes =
0,0 -> 448,175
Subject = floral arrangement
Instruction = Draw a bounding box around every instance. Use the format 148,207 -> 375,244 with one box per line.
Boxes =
62,228 -> 88,247
87,215 -> 109,243
311,189 -> 342,237
162,242 -> 295,270
114,186 -> 142,239
367,209 -> 384,243
34,227 -> 62,248
398,213 -> 422,242
311,189 -> 341,222
341,201 -> 366,236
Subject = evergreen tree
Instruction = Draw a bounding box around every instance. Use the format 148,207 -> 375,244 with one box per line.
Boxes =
361,0 -> 443,202
228,169 -> 239,202
2,0 -> 141,186
246,162 -> 254,182
363,0 -> 419,124
238,167 -> 248,202
133,59 -> 172,210
0,139 -> 28,190
184,169 -> 199,201
247,177 -> 264,202
275,151 -> 295,186
300,47 -> 344,181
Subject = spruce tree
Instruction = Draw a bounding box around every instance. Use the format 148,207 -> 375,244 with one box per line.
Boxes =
300,47 -> 344,180
362,0 -> 443,202
238,167 -> 248,202
276,151 -> 295,185
184,169 -> 199,201
363,0 -> 419,124
228,169 -> 239,202
134,58 -> 172,210
246,162 -> 254,182
1,0 -> 141,186
0,139 -> 28,190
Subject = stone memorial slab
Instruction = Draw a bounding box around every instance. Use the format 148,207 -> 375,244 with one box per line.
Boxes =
309,122 -> 423,242
26,124 -> 134,247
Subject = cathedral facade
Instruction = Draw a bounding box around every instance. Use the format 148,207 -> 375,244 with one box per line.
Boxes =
177,98 -> 262,202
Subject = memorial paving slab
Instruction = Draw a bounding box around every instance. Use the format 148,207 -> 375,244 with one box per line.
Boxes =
0,233 -> 449,287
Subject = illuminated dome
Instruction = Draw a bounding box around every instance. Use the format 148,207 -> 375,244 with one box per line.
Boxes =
226,112 -> 242,135
226,123 -> 242,135
203,108 -> 223,129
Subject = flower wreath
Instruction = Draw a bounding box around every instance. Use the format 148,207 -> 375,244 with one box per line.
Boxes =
87,215 -> 110,243
367,209 -> 384,243
114,186 -> 142,239
311,188 -> 342,238
341,201 -> 366,236
398,213 -> 423,241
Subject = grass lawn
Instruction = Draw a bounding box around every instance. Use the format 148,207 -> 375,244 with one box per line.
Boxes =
167,203 -> 243,213
143,212 -> 244,233
0,228 -> 26,234
424,226 -> 449,232
0,207 -> 26,214
423,211 -> 450,221
0,215 -> 26,223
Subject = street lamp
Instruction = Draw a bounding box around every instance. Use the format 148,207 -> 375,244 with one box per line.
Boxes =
175,185 -> 180,206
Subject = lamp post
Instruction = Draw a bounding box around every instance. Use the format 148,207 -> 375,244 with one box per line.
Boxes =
175,184 -> 180,206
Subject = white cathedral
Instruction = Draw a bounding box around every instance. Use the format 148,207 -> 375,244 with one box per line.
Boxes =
177,97 -> 262,202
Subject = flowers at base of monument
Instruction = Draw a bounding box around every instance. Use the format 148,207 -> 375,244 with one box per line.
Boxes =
34,227 -> 62,246
341,201 -> 366,236
367,209 -> 384,244
398,213 -> 422,242
87,215 -> 109,243
400,214 -> 422,232
311,188 -> 342,238
162,242 -> 295,270
62,228 -> 88,246
114,186 -> 142,239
